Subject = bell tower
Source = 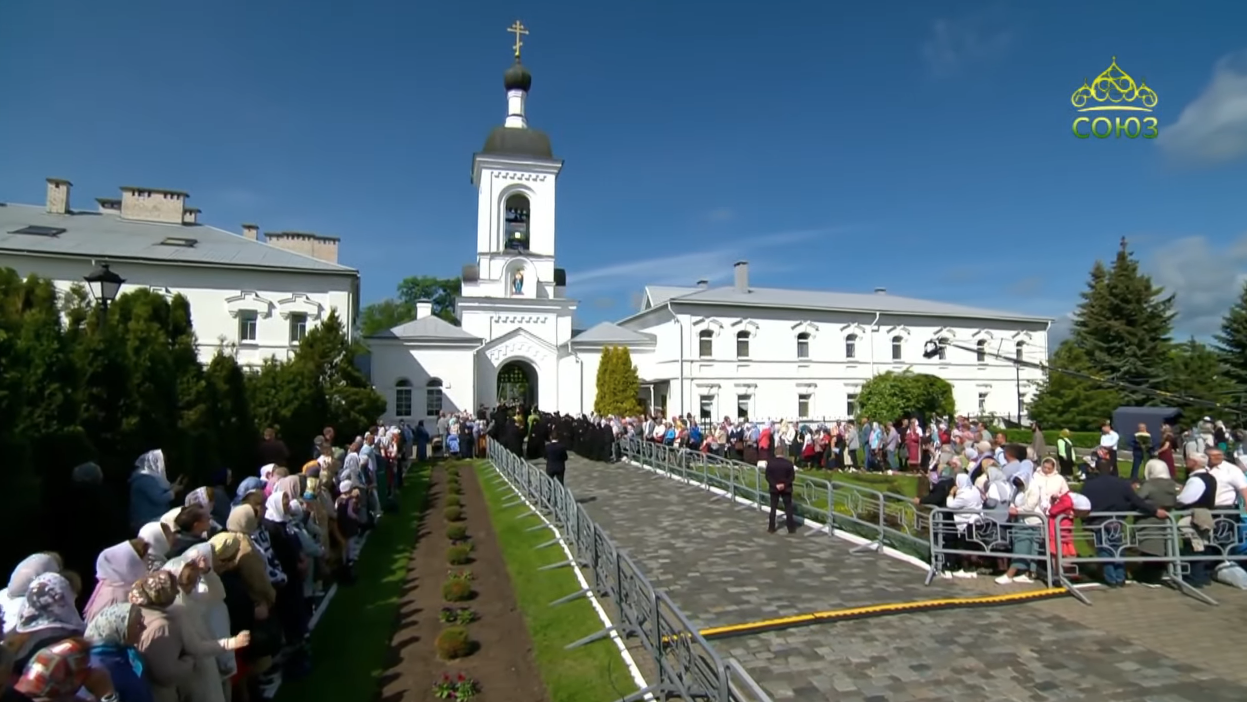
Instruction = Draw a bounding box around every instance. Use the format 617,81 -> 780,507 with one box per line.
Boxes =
462,21 -> 564,301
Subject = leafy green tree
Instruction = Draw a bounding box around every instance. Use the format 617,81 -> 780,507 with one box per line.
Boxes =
1028,340 -> 1121,431
360,298 -> 416,336
291,309 -> 385,440
205,351 -> 259,476
396,276 -> 462,324
594,346 -> 643,416
1166,338 -> 1227,416
855,371 -> 955,422
1214,280 -> 1247,394
1071,237 -> 1176,405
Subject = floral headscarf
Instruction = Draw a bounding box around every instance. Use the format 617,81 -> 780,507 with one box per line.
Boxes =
13,637 -> 92,698
185,486 -> 211,508
83,602 -> 146,679
134,449 -> 170,489
129,571 -> 178,609
17,573 -> 86,635
1,553 -> 60,635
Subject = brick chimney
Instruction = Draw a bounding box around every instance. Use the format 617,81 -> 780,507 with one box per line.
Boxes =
264,231 -> 340,265
182,208 -> 200,225
119,186 -> 189,224
241,223 -> 259,241
46,178 -> 71,214
733,261 -> 749,293
415,299 -> 433,319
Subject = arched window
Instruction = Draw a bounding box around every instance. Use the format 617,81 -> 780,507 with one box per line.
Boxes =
937,337 -> 949,361
1015,340 -> 1025,362
504,194 -> 530,252
394,378 -> 413,417
698,329 -> 714,358
976,339 -> 987,363
736,330 -> 751,359
796,332 -> 810,359
425,378 -> 444,416
845,333 -> 858,360
891,335 -> 904,361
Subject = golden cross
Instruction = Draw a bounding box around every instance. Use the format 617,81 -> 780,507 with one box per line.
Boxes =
507,20 -> 529,59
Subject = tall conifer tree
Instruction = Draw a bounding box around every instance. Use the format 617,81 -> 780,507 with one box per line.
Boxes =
1214,280 -> 1247,394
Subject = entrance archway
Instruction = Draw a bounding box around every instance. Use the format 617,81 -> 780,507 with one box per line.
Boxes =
496,360 -> 538,408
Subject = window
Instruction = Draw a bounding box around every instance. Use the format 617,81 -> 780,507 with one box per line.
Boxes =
846,393 -> 859,418
735,331 -> 750,359
845,333 -> 857,359
395,379 -> 413,418
289,313 -> 308,344
238,310 -> 258,343
798,393 -> 812,418
698,329 -> 713,358
977,391 -> 988,413
891,335 -> 903,361
796,332 -> 810,359
736,394 -> 751,420
699,395 -> 714,421
504,193 -> 530,251
976,339 -> 987,363
426,378 -> 444,416
937,337 -> 949,361
1015,341 -> 1025,362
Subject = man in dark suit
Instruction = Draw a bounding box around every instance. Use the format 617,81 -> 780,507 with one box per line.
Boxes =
545,432 -> 569,485
763,455 -> 798,534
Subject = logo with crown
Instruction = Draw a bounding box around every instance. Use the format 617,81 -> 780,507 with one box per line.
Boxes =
1070,57 -> 1160,140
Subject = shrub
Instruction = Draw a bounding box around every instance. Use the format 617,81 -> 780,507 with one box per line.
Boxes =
443,506 -> 463,522
445,524 -> 468,541
447,544 -> 473,565
444,494 -> 461,508
435,626 -> 475,660
447,569 -> 473,582
439,607 -> 477,625
442,578 -> 473,602
445,465 -> 460,478
446,476 -> 461,490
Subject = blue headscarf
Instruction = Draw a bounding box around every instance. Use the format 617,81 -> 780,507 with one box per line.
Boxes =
233,476 -> 266,505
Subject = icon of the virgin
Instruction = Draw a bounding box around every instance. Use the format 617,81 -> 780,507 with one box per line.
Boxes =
511,270 -> 524,295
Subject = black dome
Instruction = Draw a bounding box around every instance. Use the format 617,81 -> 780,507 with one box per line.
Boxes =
481,126 -> 554,160
504,59 -> 532,92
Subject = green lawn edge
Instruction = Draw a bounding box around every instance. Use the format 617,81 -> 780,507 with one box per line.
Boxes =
275,461 -> 433,702
476,460 -> 642,702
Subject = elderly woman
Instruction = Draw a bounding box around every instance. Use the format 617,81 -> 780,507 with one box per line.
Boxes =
131,572 -> 194,702
945,473 -> 985,579
221,508 -> 278,614
162,556 -> 249,702
129,450 -> 186,532
1135,458 -> 1179,586
137,523 -> 173,572
83,540 -> 149,623
85,603 -> 155,702
1,554 -> 61,637
8,573 -> 87,676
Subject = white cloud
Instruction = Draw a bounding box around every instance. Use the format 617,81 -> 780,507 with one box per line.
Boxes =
1146,233 -> 1247,337
921,8 -> 1013,78
566,228 -> 836,294
1158,49 -> 1247,165
1047,312 -> 1074,354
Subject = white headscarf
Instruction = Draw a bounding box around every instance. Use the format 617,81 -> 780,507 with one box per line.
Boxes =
264,491 -> 289,523
134,449 -> 170,489
138,522 -> 171,570
259,464 -> 276,481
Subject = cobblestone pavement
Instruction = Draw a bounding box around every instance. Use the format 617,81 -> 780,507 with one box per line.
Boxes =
552,455 -> 1247,701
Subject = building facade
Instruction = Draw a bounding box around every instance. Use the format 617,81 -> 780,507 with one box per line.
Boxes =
368,48 -> 1052,423
0,178 -> 359,366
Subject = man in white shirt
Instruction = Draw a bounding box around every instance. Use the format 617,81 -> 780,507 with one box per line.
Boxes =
1099,422 -> 1120,466
1175,450 -> 1246,587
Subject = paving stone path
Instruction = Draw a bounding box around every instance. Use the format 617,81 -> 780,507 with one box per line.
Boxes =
544,454 -> 1247,702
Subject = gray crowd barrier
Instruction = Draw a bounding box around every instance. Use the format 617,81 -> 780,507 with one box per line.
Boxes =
485,438 -> 773,702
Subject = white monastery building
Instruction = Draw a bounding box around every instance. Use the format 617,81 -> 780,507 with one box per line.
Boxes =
368,42 -> 1053,423
0,178 -> 358,366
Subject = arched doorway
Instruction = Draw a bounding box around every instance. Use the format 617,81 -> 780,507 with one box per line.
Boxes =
496,360 -> 538,408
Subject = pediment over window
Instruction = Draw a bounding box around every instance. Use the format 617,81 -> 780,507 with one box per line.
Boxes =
792,320 -> 819,337
225,291 -> 275,319
887,324 -> 911,337
730,318 -> 759,334
692,317 -> 725,337
840,322 -> 867,336
147,286 -> 175,300
1011,330 -> 1034,341
971,328 -> 994,339
932,326 -> 957,339
277,293 -> 324,320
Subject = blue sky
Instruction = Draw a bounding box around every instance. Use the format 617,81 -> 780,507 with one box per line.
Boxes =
2,1 -> 1246,345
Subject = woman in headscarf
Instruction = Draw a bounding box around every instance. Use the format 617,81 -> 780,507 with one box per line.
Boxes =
945,473 -> 985,579
8,573 -> 86,676
82,540 -> 149,624
12,636 -> 117,702
130,572 -> 194,702
1,554 -> 61,637
207,469 -> 233,528
190,541 -> 240,696
1134,458 -> 1179,585
232,478 -> 266,509
129,450 -> 186,533
221,508 -> 278,613
162,556 -> 248,702
261,491 -> 308,663
84,603 -> 155,702
136,523 -> 172,573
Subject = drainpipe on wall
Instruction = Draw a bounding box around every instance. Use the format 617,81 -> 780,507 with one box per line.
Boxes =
867,311 -> 881,377
667,300 -> 684,417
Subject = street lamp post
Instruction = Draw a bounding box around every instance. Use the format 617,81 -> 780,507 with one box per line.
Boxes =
83,263 -> 125,312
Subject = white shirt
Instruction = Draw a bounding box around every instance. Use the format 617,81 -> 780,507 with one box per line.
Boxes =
1176,464 -> 1247,507
1100,430 -> 1119,448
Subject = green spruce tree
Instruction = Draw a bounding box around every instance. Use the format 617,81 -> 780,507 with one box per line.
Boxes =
1028,340 -> 1121,430
1214,280 -> 1247,395
1167,337 -> 1225,416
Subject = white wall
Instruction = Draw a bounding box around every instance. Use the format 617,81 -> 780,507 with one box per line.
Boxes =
368,342 -> 477,422
619,303 -> 1049,421
0,253 -> 357,366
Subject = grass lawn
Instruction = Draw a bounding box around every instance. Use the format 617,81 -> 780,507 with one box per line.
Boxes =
478,460 -> 642,702
275,461 -> 432,702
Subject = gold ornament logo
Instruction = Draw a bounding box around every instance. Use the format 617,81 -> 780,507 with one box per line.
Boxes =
1071,57 -> 1159,139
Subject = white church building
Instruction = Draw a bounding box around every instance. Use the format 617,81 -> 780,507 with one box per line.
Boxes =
368,46 -> 1052,423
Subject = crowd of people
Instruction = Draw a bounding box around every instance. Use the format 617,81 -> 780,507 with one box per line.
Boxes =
0,421 -> 410,702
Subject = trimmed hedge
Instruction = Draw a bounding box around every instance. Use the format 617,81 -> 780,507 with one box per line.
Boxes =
997,428 -> 1103,449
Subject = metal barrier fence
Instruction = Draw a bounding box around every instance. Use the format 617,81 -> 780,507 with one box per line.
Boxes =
485,438 -> 773,702
622,438 -> 1247,606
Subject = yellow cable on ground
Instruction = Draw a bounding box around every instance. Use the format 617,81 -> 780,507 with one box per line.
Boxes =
664,588 -> 1068,644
